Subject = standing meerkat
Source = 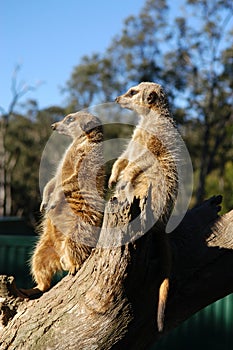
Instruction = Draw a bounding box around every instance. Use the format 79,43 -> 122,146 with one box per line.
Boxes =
23,111 -> 104,296
109,82 -> 179,331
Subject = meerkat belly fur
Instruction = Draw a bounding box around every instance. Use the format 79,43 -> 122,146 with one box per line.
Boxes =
109,82 -> 179,331
29,112 -> 104,295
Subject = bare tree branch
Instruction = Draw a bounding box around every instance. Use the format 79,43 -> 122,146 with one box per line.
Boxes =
0,65 -> 39,216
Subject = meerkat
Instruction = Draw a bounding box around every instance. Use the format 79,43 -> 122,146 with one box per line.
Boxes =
22,111 -> 104,296
109,82 -> 179,331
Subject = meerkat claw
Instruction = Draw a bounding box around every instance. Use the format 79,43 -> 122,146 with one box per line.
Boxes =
40,202 -> 46,212
108,177 -> 116,189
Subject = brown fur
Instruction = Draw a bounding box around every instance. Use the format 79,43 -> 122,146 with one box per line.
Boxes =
109,82 -> 179,331
24,112 -> 104,296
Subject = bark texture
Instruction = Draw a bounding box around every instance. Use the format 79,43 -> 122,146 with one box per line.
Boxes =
0,195 -> 233,350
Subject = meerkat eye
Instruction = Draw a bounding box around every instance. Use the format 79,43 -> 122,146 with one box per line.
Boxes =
65,116 -> 74,124
128,89 -> 138,97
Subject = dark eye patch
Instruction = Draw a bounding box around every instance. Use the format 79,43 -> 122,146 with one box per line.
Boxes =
65,116 -> 75,124
128,89 -> 138,97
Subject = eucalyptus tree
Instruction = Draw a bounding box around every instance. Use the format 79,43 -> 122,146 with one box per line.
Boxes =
64,0 -> 233,204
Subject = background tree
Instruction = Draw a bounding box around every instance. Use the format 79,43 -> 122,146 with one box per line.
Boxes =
1,0 -> 232,221
0,65 -> 36,217
171,0 -> 233,204
0,66 -> 65,222
63,54 -> 121,110
6,104 -> 65,223
63,0 -> 233,209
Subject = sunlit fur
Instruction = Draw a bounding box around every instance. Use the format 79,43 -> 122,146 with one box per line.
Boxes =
110,82 -> 179,331
29,111 -> 104,294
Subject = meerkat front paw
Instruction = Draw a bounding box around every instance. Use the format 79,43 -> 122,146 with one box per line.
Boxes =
40,200 -> 57,212
108,175 -> 117,189
60,256 -> 78,276
40,200 -> 49,212
60,256 -> 69,271
68,266 -> 78,276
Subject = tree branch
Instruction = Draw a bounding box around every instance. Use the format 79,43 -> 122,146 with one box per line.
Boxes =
0,194 -> 233,349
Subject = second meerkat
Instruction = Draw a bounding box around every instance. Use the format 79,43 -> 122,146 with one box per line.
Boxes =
24,111 -> 104,296
109,82 -> 179,331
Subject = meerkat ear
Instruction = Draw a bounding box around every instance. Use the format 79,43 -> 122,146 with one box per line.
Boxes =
81,118 -> 101,134
147,91 -> 158,105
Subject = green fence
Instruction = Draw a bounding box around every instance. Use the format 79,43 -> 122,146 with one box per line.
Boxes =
152,294 -> 233,349
0,235 -> 37,289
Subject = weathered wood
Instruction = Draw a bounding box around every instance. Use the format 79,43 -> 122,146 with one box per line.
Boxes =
0,275 -> 25,330
0,195 -> 233,349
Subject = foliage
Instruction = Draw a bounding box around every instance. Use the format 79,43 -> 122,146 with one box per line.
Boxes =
1,104 -> 65,223
1,0 -> 233,222
64,0 -> 233,208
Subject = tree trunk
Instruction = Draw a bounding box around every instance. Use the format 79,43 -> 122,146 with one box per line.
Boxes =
0,194 -> 233,350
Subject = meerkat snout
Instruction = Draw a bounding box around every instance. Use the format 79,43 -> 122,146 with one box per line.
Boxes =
51,123 -> 56,130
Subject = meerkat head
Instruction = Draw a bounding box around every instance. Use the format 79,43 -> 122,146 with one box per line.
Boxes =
115,82 -> 170,116
51,111 -> 102,140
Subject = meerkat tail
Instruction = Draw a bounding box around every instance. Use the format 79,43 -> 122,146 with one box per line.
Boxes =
157,277 -> 169,332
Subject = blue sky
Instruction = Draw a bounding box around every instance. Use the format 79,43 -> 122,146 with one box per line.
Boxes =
1,0 -> 181,111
